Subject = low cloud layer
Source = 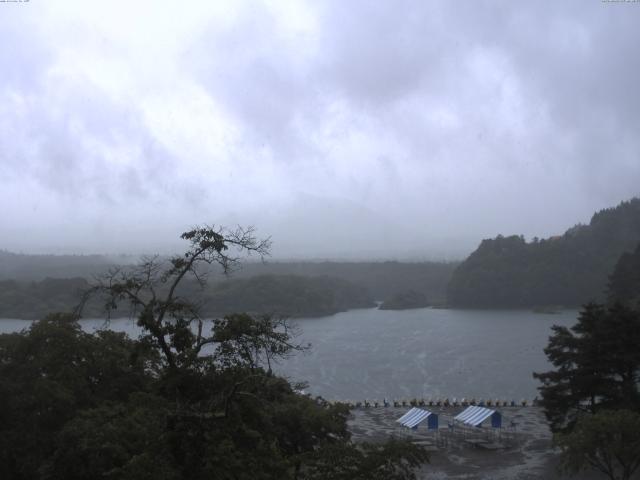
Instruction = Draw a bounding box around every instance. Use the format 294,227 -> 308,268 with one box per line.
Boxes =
1,0 -> 639,259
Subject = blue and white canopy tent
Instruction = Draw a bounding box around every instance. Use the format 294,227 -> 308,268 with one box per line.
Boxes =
396,407 -> 439,430
454,405 -> 502,428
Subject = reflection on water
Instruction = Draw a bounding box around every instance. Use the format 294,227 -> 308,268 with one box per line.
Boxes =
0,307 -> 577,401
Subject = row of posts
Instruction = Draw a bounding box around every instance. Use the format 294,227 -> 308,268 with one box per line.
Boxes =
325,397 -> 534,409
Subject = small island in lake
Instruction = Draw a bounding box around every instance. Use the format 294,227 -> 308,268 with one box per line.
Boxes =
379,290 -> 429,310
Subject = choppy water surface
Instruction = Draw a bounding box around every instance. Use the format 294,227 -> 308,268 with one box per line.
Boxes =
278,308 -> 577,401
1,308 -> 577,401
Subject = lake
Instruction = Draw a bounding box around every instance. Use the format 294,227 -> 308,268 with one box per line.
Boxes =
0,307 -> 578,402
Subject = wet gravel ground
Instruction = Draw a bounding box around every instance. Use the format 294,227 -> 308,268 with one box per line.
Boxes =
348,406 -> 602,480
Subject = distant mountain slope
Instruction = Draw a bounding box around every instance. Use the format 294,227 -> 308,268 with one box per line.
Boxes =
447,198 -> 640,308
0,251 -> 114,280
235,261 -> 457,304
0,249 -> 457,306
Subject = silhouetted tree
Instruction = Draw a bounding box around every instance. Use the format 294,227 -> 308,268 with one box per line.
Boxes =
79,225 -> 271,371
533,303 -> 640,433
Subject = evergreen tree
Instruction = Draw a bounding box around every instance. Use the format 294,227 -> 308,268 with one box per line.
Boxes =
533,303 -> 640,433
556,410 -> 640,480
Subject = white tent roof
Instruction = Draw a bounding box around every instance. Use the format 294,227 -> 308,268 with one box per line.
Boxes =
454,405 -> 497,426
396,407 -> 433,428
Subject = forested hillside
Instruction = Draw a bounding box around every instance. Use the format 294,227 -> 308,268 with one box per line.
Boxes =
608,242 -> 640,307
0,278 -> 92,319
237,261 -> 457,304
0,254 -> 456,317
200,274 -> 374,318
0,274 -> 374,320
447,198 -> 640,308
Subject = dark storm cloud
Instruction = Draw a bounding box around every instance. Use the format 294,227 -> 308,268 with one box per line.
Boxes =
1,0 -> 639,257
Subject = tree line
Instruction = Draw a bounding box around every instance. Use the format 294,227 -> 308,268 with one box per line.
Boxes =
0,274 -> 374,320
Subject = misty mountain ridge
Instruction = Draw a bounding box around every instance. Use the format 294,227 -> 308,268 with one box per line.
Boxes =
0,248 -> 458,319
0,250 -> 117,280
2,197 -> 639,316
0,259 -> 458,319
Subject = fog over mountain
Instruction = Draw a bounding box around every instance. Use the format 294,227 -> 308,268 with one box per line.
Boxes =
1,1 -> 639,259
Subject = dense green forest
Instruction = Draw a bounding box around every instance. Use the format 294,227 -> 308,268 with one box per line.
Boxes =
0,278 -> 91,319
200,274 -> 374,317
0,274 -> 374,320
0,227 -> 429,479
0,314 -> 427,480
608,242 -> 640,307
447,198 -> 640,308
379,290 -> 430,310
236,261 -> 457,304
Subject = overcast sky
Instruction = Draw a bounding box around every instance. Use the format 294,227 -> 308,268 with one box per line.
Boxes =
1,0 -> 639,259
